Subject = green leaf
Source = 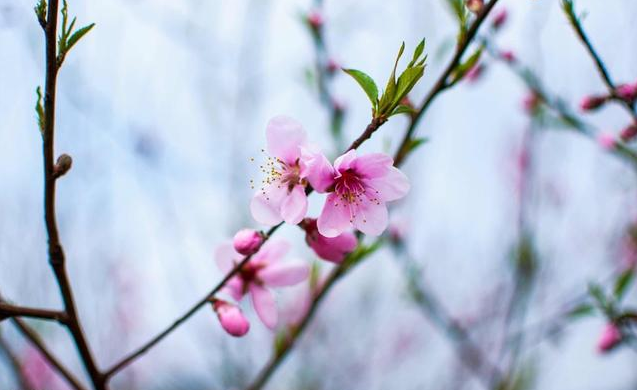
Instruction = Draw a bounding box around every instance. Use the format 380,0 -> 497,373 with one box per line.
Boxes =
452,48 -> 483,82
391,66 -> 425,108
34,0 -> 47,26
378,42 -> 404,114
614,269 -> 635,300
35,86 -> 45,135
65,23 -> 95,53
566,303 -> 595,319
390,104 -> 415,117
404,137 -> 428,154
408,38 -> 426,68
343,68 -> 378,109
588,283 -> 607,308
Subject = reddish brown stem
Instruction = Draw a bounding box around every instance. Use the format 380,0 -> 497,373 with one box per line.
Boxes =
0,302 -> 68,323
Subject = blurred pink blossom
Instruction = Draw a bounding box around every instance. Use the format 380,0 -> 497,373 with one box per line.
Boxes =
465,63 -> 484,83
233,229 -> 264,256
306,10 -> 324,30
500,50 -> 516,63
466,0 -> 483,13
301,218 -> 358,263
616,83 -> 637,102
597,132 -> 616,150
597,323 -> 622,353
212,300 -> 250,337
579,95 -> 607,111
250,116 -> 310,226
304,150 -> 410,237
215,240 -> 309,329
492,8 -> 508,30
522,92 -> 541,114
22,348 -> 55,390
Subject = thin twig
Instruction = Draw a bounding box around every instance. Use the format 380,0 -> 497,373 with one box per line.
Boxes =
0,302 -> 68,324
40,1 -> 104,388
394,0 -> 501,166
11,317 -> 88,390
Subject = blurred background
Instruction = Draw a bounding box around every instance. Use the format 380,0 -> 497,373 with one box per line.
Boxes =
1,0 -> 636,389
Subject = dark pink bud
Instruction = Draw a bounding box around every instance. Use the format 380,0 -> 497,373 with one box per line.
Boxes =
233,229 -> 264,256
616,83 -> 637,102
301,218 -> 357,263
213,300 -> 250,337
597,323 -> 622,353
500,50 -> 516,63
522,92 -> 541,114
466,0 -> 483,13
306,10 -> 324,30
620,123 -> 637,142
579,95 -> 608,111
492,9 -> 508,30
326,58 -> 340,74
465,63 -> 484,83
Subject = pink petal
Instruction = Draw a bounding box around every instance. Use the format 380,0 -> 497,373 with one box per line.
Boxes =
365,167 -> 410,202
215,243 -> 240,273
317,193 -> 353,238
280,185 -> 308,224
222,276 -> 246,301
258,262 -> 310,287
214,301 -> 250,337
351,153 -> 393,179
352,195 -> 389,236
334,150 -> 357,172
266,116 -> 307,165
250,284 -> 278,329
310,231 -> 358,263
250,182 -> 287,226
252,239 -> 291,265
300,148 -> 335,192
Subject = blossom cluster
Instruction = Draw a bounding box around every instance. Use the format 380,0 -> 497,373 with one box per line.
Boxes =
212,116 -> 410,336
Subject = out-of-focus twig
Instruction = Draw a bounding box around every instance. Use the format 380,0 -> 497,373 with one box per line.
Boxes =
0,332 -> 30,390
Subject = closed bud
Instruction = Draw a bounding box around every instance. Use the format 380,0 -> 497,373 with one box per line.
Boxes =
620,123 -> 637,142
579,95 -> 608,111
212,300 -> 250,337
53,154 -> 73,178
492,9 -> 508,30
597,323 -> 622,353
306,10 -> 324,31
466,0 -> 484,13
233,229 -> 264,256
326,58 -> 340,74
500,50 -> 516,63
597,132 -> 617,150
616,83 -> 637,102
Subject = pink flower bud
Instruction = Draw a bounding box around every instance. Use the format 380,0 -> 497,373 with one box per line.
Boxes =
597,323 -> 622,353
233,229 -> 263,256
597,132 -> 617,150
465,63 -> 484,83
492,9 -> 508,30
579,95 -> 608,111
213,300 -> 250,337
466,0 -> 483,13
326,58 -> 340,74
302,218 -> 357,263
620,123 -> 637,142
522,92 -> 541,114
307,10 -> 324,30
500,50 -> 516,63
616,83 -> 637,102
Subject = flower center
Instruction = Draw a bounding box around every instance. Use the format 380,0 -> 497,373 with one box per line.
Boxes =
260,157 -> 305,195
334,169 -> 366,204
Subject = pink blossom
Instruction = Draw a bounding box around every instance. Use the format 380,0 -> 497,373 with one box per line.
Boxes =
579,94 -> 607,111
597,323 -> 622,353
233,229 -> 264,256
616,83 -> 637,102
250,116 -> 310,226
305,149 -> 410,237
620,123 -> 637,142
306,10 -> 324,30
492,8 -> 508,29
215,240 -> 309,329
301,218 -> 358,263
212,299 -> 250,337
597,132 -> 616,150
465,63 -> 484,83
500,50 -> 516,63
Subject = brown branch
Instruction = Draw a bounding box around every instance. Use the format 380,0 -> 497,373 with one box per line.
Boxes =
0,333 -> 30,390
0,302 -> 68,323
394,0 -> 501,166
40,1 -> 104,388
11,317 -> 88,390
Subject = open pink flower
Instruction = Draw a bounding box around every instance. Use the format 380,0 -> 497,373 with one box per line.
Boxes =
301,218 -> 358,263
251,116 -> 310,226
305,149 -> 410,237
215,239 -> 309,329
